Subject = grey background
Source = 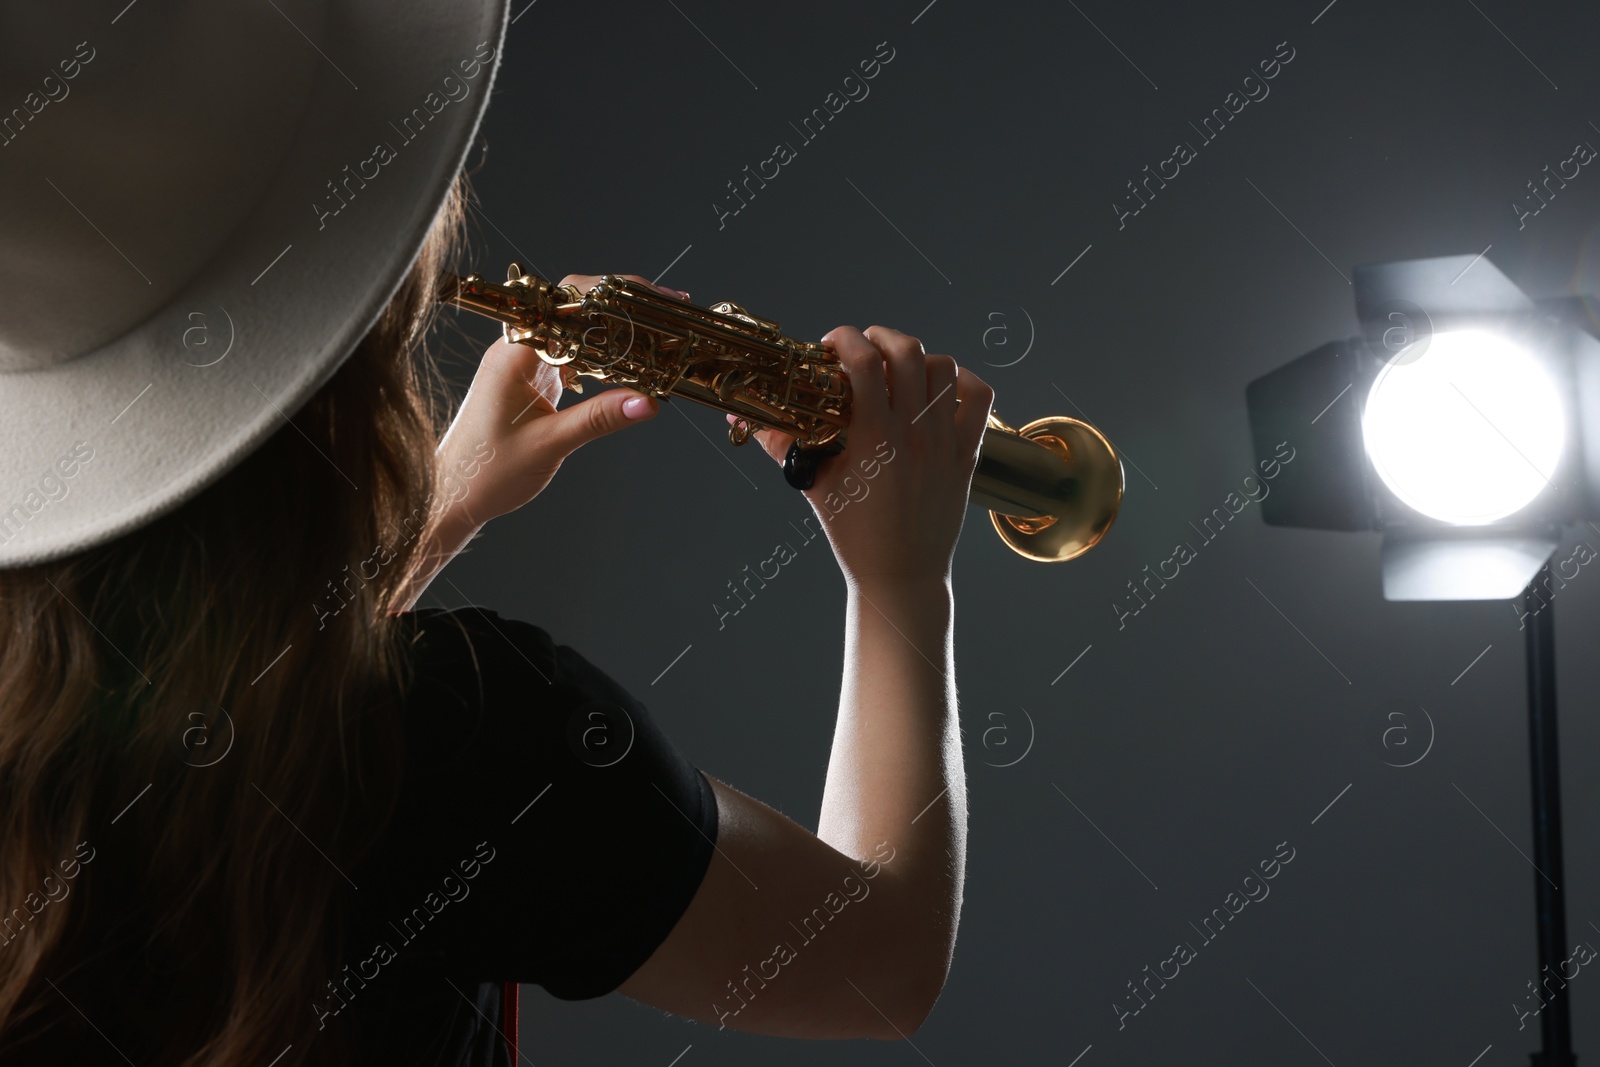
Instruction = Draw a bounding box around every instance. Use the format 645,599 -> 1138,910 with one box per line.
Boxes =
428,1 -> 1600,1063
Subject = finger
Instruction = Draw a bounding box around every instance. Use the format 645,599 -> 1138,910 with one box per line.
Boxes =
559,274 -> 690,301
753,428 -> 795,466
479,337 -> 564,424
952,365 -> 996,451
864,325 -> 926,415
921,354 -> 959,432
823,326 -> 889,429
615,274 -> 691,301
558,274 -> 601,294
725,413 -> 795,465
532,387 -> 658,460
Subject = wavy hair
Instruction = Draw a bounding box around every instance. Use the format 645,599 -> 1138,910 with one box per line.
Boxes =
0,176 -> 469,1066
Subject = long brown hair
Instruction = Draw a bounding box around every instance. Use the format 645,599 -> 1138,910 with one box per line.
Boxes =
0,176 -> 470,1066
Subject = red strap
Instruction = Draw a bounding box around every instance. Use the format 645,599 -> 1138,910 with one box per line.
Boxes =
502,981 -> 519,1062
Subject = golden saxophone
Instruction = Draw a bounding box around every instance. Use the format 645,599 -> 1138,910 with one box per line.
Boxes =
438,264 -> 1123,562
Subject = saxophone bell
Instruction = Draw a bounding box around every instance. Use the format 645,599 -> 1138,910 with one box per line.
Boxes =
970,413 -> 1123,562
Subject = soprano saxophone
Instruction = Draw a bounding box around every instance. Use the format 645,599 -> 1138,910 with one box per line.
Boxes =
438,264 -> 1123,562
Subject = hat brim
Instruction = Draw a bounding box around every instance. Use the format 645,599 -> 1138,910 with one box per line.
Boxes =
0,0 -> 509,567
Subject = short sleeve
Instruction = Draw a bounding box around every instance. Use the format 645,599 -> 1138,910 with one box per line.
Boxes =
351,605 -> 719,1001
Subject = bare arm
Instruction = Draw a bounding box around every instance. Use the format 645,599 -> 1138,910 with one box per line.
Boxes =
617,579 -> 962,1038
390,273 -> 680,616
392,508 -> 482,615
619,325 -> 990,1037
820,578 -> 965,1010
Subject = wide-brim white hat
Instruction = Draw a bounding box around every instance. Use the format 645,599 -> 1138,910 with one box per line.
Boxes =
0,0 -> 508,568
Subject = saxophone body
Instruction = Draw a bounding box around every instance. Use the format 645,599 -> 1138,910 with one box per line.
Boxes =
439,264 -> 1123,562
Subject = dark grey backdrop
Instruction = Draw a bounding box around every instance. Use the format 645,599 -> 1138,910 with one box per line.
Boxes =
427,1 -> 1600,1063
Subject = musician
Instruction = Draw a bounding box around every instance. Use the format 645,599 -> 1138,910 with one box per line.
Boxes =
0,5 -> 992,1065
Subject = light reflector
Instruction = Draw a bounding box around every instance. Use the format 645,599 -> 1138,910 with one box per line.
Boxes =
1361,329 -> 1565,525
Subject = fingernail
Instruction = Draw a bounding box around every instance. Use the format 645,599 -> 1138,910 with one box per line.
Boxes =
677,290 -> 691,300
623,395 -> 655,420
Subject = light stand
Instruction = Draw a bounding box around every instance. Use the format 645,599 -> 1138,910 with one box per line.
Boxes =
1244,256 -> 1600,1066
1525,560 -> 1574,1067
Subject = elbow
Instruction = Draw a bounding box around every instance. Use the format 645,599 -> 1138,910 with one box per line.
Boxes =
870,896 -> 957,1038
885,997 -> 937,1039
871,962 -> 949,1039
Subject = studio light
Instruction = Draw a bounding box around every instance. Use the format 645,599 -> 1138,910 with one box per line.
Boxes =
1361,328 -> 1567,527
1245,254 -> 1600,601
1245,253 -> 1599,1067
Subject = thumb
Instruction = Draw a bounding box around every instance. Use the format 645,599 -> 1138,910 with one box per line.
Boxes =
536,388 -> 658,459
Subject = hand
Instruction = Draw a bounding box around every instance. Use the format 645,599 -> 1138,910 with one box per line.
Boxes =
735,325 -> 994,591
434,274 -> 689,528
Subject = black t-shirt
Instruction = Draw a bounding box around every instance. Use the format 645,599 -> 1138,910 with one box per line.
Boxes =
336,606 -> 720,1066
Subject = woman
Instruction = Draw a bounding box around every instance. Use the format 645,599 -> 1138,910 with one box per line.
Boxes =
0,7 -> 992,1066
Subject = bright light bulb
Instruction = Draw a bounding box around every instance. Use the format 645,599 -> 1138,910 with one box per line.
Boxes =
1361,329 -> 1565,525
